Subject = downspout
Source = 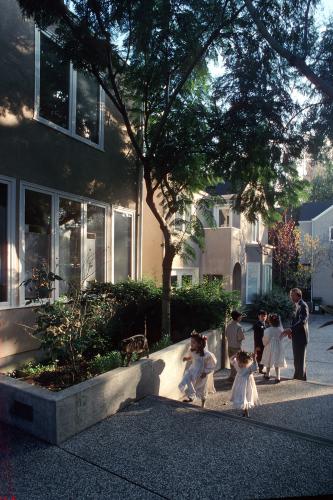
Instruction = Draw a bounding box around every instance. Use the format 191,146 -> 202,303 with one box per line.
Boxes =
136,161 -> 144,280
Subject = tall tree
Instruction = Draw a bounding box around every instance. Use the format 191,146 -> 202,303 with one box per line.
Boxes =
18,0 -> 308,335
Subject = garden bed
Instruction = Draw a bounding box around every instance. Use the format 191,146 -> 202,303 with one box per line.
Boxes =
0,329 -> 221,445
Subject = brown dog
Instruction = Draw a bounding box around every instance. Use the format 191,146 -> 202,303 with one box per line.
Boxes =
121,318 -> 149,366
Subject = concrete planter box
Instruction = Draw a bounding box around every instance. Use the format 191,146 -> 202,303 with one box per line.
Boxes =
0,329 -> 221,444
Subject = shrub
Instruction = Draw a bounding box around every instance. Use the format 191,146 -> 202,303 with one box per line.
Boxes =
10,361 -> 57,379
150,335 -> 172,353
88,351 -> 122,374
245,287 -> 294,322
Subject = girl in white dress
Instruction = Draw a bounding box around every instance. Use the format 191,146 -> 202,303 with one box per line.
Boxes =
261,313 -> 287,383
230,351 -> 259,417
178,331 -> 217,407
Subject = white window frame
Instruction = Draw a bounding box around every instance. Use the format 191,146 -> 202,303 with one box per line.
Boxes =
214,205 -> 232,228
329,226 -> 333,242
111,206 -> 136,283
245,262 -> 261,304
34,28 -> 105,151
0,176 -> 16,309
19,181 -> 109,306
174,203 -> 193,234
171,268 -> 199,288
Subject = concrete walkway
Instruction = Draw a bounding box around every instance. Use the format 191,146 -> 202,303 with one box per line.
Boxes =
1,377 -> 333,499
1,315 -> 332,499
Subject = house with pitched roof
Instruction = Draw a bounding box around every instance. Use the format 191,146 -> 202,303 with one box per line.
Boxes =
298,201 -> 333,306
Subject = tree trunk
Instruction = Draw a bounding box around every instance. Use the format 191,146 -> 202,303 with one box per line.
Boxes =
161,243 -> 175,337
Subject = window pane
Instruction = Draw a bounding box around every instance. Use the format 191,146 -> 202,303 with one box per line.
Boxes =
0,183 -> 8,302
171,275 -> 178,288
86,205 -> 105,283
114,212 -> 132,282
246,263 -> 260,303
24,190 -> 52,299
218,209 -> 225,227
76,71 -> 100,144
59,199 -> 81,294
39,33 -> 70,129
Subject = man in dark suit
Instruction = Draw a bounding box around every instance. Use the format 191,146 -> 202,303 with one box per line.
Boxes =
283,288 -> 309,381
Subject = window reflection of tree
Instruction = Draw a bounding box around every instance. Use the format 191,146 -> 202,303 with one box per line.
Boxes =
40,33 -> 70,128
76,71 -> 99,143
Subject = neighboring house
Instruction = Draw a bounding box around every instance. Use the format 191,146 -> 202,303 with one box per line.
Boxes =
144,183 -> 273,304
298,201 -> 333,305
199,186 -> 273,304
0,0 -> 143,369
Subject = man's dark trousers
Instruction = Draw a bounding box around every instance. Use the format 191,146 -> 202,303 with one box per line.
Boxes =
291,298 -> 309,381
292,335 -> 307,380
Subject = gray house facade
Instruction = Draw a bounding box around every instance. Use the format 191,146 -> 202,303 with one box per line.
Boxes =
0,0 -> 141,369
298,201 -> 333,306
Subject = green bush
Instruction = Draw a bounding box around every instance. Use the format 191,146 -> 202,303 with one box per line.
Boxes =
88,351 -> 122,374
11,361 -> 57,378
245,288 -> 294,322
171,279 -> 240,342
150,335 -> 172,353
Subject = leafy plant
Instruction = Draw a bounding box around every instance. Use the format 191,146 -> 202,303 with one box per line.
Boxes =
150,335 -> 172,353
245,288 -> 294,322
88,352 -> 122,375
20,263 -> 63,305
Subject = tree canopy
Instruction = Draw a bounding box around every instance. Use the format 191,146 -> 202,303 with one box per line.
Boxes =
17,0 -> 333,333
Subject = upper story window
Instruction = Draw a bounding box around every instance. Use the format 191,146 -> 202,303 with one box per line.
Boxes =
329,226 -> 333,241
214,206 -> 231,227
35,30 -> 104,149
251,219 -> 259,242
174,204 -> 192,233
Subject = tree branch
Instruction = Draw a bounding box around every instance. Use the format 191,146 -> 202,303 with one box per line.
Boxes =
243,0 -> 333,100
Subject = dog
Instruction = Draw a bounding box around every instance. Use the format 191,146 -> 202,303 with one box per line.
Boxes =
120,318 -> 149,366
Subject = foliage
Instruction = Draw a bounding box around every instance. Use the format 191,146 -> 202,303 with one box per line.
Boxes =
246,288 -> 294,322
309,161 -> 333,202
268,217 -> 300,290
20,263 -> 63,305
10,361 -> 58,378
150,335 -> 172,353
171,279 -> 240,341
33,293 -> 107,381
88,351 -> 122,375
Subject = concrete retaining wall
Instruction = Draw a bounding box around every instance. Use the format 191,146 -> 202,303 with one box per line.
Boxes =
0,329 -> 221,444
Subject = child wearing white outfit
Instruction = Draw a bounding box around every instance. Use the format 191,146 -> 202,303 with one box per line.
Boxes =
230,351 -> 259,417
261,313 -> 287,384
178,331 -> 217,408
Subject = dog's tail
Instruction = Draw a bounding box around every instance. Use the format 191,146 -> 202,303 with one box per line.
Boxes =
144,315 -> 147,338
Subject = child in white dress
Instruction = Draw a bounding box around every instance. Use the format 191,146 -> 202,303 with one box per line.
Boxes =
230,351 -> 259,417
178,331 -> 217,408
261,313 -> 287,383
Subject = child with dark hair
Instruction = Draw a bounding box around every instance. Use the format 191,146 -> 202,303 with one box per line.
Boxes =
261,313 -> 287,383
230,351 -> 259,417
179,330 -> 217,407
253,310 -> 267,374
225,310 -> 245,381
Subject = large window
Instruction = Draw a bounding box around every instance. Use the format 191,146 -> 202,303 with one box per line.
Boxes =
171,268 -> 199,288
0,181 -> 14,305
246,262 -> 260,304
21,184 -> 107,303
113,209 -> 134,282
214,205 -> 232,228
263,264 -> 272,294
35,30 -> 104,149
